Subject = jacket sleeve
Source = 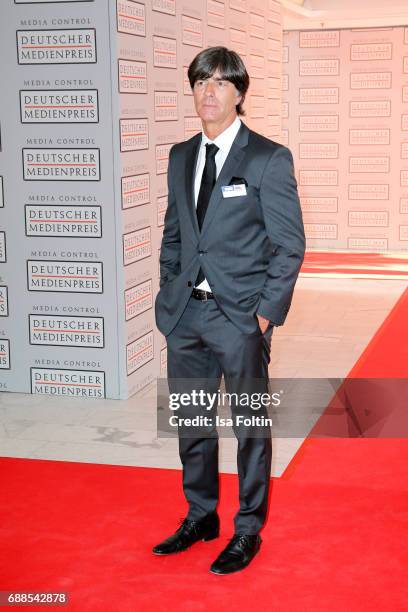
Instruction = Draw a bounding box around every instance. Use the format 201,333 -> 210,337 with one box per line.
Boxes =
256,145 -> 305,325
159,146 -> 181,287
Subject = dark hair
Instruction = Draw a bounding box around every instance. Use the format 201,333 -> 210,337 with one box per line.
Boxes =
188,46 -> 250,116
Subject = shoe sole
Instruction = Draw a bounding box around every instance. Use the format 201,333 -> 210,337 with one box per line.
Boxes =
152,532 -> 220,555
152,549 -> 187,556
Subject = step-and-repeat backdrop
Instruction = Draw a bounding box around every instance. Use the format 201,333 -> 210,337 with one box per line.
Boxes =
283,27 -> 408,252
0,0 -> 283,398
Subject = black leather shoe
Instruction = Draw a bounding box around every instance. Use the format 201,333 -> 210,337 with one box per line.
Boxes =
152,513 -> 220,555
210,534 -> 262,574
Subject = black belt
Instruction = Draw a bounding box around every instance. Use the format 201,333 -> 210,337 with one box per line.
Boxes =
191,287 -> 214,300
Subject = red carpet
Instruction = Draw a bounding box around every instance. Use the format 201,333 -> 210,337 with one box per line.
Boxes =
1,289 -> 408,611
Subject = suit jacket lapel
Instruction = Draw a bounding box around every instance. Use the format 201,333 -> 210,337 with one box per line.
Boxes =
200,122 -> 250,240
184,133 -> 201,240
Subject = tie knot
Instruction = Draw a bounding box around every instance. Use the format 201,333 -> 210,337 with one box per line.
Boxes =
205,143 -> 219,159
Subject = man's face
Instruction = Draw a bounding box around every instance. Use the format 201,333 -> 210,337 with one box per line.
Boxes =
192,69 -> 242,128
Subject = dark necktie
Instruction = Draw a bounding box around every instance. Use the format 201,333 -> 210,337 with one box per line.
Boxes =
195,143 -> 219,286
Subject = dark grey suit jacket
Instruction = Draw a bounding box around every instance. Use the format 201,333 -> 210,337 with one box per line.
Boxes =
155,121 -> 305,337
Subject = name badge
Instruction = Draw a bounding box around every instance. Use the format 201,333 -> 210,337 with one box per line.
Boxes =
221,184 -> 247,198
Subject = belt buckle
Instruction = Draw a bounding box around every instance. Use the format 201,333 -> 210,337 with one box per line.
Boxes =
202,290 -> 208,301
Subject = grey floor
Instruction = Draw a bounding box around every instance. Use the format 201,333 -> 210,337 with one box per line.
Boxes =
0,277 -> 406,477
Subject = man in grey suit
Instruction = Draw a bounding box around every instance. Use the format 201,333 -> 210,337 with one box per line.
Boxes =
153,47 -> 305,574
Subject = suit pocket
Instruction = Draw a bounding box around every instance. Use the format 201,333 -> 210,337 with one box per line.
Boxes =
222,184 -> 258,203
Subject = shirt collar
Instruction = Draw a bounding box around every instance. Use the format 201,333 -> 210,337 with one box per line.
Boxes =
201,116 -> 242,153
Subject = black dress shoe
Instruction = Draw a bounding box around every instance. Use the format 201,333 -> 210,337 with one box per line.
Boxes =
152,513 -> 220,555
210,534 -> 262,574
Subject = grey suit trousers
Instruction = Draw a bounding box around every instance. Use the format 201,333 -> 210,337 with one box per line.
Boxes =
166,293 -> 274,535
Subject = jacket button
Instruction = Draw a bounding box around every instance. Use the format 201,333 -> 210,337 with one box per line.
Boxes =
187,281 -> 192,287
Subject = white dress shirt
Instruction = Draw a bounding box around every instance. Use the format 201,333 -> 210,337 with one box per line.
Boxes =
194,115 -> 242,291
